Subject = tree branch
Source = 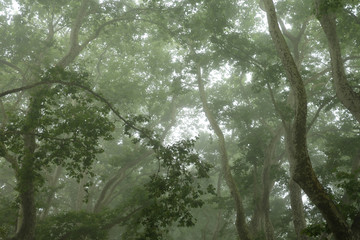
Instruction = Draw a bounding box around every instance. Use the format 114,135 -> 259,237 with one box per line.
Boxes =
0,80 -> 148,137
0,60 -> 24,77
304,56 -> 360,86
278,18 -> 296,42
93,152 -> 150,213
344,8 -> 360,26
0,99 -> 8,128
56,0 -> 90,67
56,4 -> 148,67
266,82 -> 289,131
306,97 -> 333,132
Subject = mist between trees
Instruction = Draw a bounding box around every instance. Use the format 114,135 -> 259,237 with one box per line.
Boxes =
0,0 -> 360,239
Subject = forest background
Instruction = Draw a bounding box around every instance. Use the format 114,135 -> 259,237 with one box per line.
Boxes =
0,0 -> 360,239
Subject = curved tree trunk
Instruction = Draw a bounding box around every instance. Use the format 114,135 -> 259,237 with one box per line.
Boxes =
314,0 -> 360,124
196,64 -> 252,240
261,0 -> 353,239
267,84 -> 309,239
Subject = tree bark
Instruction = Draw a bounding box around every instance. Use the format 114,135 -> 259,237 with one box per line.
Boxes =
261,0 -> 353,239
285,131 -> 308,240
196,64 -> 252,240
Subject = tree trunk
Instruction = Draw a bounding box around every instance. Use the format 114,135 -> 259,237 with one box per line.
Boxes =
314,0 -> 360,124
261,0 -> 353,239
74,176 -> 88,211
40,166 -> 62,219
11,98 -> 40,240
250,166 -> 264,236
261,126 -> 282,240
285,130 -> 308,240
288,179 -> 307,240
93,153 -> 148,213
196,64 -> 252,240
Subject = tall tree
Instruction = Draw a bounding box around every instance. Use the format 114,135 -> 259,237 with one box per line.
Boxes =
261,0 -> 356,239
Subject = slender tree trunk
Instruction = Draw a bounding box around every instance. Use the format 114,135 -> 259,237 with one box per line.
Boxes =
261,0 -> 353,239
75,176 -> 87,211
40,166 -> 62,219
93,153 -> 147,213
288,179 -> 307,240
212,171 -> 224,240
94,98 -> 177,213
196,64 -> 252,240
250,166 -> 264,236
262,126 -> 282,240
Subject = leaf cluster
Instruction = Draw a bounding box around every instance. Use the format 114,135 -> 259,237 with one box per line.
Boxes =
138,138 -> 215,239
35,211 -> 108,240
3,68 -> 115,181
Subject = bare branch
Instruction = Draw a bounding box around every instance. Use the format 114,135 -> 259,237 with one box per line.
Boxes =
56,3 -> 149,67
304,56 -> 360,86
0,59 -> 24,76
266,82 -> 288,130
307,97 -> 333,132
344,8 -> 360,26
0,142 -> 19,172
304,68 -> 330,86
278,18 -> 296,42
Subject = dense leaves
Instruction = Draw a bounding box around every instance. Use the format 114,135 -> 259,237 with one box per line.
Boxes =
3,68 -> 114,181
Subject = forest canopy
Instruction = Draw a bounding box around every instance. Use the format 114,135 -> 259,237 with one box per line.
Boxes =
0,0 -> 360,239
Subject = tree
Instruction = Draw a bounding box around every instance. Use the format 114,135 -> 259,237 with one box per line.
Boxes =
261,0 -> 359,239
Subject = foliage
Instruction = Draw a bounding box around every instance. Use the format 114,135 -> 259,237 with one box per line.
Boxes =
138,138 -> 215,239
36,211 -> 108,240
302,222 -> 328,237
3,67 -> 115,182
